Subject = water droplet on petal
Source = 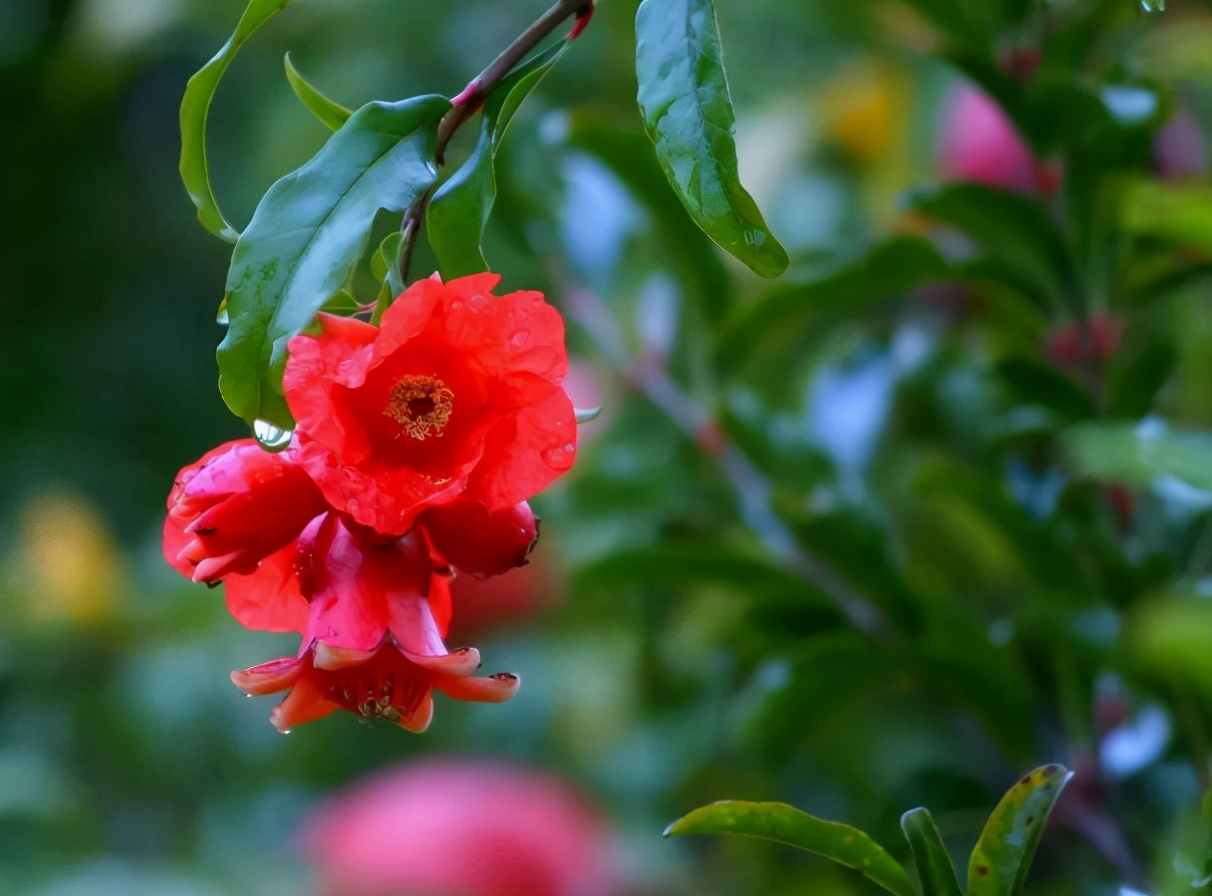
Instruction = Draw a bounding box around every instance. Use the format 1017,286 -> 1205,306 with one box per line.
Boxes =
509,329 -> 531,347
253,420 -> 293,450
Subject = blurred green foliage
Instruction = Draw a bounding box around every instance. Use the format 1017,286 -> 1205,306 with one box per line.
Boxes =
5,0 -> 1212,894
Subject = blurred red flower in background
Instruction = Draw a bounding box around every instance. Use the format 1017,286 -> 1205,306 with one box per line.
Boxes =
285,273 -> 576,536
939,84 -> 1038,193
301,759 -> 616,896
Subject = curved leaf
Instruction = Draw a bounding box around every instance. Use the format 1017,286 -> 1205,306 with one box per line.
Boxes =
219,95 -> 449,428
901,808 -> 963,896
721,236 -> 950,366
665,801 -> 916,896
635,0 -> 788,278
967,764 -> 1073,895
428,42 -> 567,278
180,0 -> 291,243
284,52 -> 352,132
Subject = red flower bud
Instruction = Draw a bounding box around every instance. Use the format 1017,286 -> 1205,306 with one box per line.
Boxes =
420,500 -> 538,578
163,439 -> 327,585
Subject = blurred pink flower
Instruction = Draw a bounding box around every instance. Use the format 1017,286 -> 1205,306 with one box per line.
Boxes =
938,84 -> 1038,193
1155,109 -> 1208,179
302,760 -> 615,896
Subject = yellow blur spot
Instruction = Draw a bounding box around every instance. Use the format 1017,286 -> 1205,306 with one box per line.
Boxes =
17,491 -> 122,625
819,60 -> 908,165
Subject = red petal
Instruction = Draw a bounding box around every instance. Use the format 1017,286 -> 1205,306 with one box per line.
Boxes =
231,654 -> 305,695
269,676 -> 340,732
435,672 -> 520,704
399,693 -> 434,733
223,543 -> 309,634
421,501 -> 537,578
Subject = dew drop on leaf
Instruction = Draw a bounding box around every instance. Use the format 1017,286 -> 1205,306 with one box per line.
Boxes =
253,419 -> 293,450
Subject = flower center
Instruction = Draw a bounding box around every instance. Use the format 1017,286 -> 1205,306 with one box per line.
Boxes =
383,375 -> 454,441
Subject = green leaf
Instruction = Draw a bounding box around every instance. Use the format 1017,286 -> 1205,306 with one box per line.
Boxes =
219,95 -> 449,428
665,801 -> 916,896
901,808 -> 963,896
1107,342 -> 1176,418
635,0 -> 788,278
993,357 -> 1095,422
967,764 -> 1074,895
910,183 -> 1075,309
179,0 -> 291,243
428,42 -> 566,278
371,231 -> 405,299
1061,420 -> 1212,493
284,52 -> 352,131
722,236 -> 949,365
1120,178 -> 1212,252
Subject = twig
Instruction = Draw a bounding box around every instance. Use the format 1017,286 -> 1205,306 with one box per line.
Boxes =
560,275 -> 892,640
393,0 -> 594,286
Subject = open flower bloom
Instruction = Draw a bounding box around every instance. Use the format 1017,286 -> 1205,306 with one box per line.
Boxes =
284,273 -> 576,536
164,439 -> 327,585
232,639 -> 518,733
228,513 -> 520,730
300,759 -> 615,896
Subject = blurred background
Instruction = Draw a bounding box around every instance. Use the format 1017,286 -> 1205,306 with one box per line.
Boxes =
5,0 -> 1212,893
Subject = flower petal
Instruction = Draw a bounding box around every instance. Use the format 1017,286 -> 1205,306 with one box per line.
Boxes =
435,672 -> 520,704
231,654 -> 306,696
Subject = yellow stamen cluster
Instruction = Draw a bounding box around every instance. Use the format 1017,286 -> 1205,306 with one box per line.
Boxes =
383,375 -> 454,441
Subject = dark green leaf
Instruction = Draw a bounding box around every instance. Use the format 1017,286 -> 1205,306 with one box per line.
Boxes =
428,42 -> 566,278
901,808 -> 963,896
897,0 -> 987,47
993,358 -> 1095,422
967,764 -> 1073,895
179,0 -> 291,243
635,0 -> 788,278
910,183 -> 1075,308
1061,420 -> 1212,492
219,95 -> 449,428
284,52 -> 351,131
666,801 -> 916,896
1107,342 -> 1176,418
723,236 -> 949,365
320,289 -> 359,316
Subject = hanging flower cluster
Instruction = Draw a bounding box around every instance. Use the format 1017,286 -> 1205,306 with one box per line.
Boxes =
164,273 -> 576,732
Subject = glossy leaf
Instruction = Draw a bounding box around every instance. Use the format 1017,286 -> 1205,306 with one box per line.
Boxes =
635,0 -> 788,278
179,0 -> 291,243
967,764 -> 1073,895
284,52 -> 351,131
901,808 -> 963,896
1120,179 -> 1212,252
428,42 -> 566,278
219,95 -> 449,428
665,801 -> 916,896
1061,420 -> 1212,493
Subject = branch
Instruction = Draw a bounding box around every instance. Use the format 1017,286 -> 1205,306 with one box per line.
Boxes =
558,272 -> 892,640
394,0 -> 593,284
436,0 -> 592,163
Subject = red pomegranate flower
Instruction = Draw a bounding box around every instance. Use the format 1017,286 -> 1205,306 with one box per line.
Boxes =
300,759 -> 616,896
164,439 -> 327,585
232,640 -> 518,733
227,512 -> 520,730
284,273 -> 576,536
